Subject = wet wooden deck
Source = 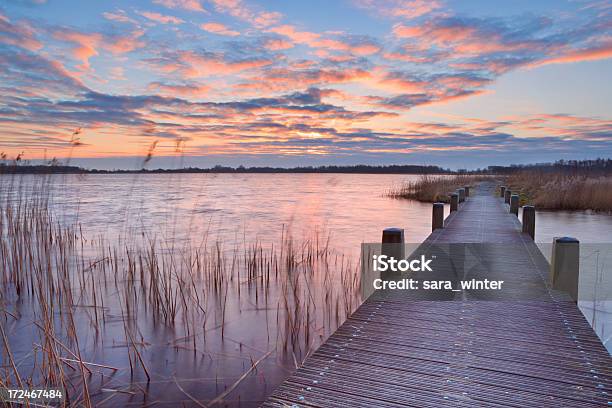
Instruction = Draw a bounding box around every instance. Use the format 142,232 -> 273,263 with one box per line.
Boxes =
263,183 -> 611,407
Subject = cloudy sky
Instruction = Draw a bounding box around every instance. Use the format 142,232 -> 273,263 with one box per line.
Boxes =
1,0 -> 611,169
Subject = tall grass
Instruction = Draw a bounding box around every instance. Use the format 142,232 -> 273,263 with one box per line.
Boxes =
504,171 -> 612,211
387,174 -> 492,202
0,175 -> 361,406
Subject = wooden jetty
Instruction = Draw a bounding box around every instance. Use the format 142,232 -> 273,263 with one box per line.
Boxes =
263,183 -> 611,407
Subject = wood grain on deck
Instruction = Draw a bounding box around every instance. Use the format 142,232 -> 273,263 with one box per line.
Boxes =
263,183 -> 611,407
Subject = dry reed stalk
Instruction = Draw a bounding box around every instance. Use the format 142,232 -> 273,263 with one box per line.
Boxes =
0,174 -> 363,405
387,174 -> 492,202
206,350 -> 272,406
503,171 -> 612,211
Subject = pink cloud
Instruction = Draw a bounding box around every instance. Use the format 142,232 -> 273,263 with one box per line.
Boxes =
429,89 -> 488,106
102,10 -> 136,24
354,0 -> 441,19
109,67 -> 126,80
263,38 -> 294,51
375,75 -> 427,93
449,60 -> 515,74
153,0 -> 206,13
310,37 -> 382,55
391,0 -> 442,18
150,50 -> 273,78
392,23 -> 423,38
253,11 -> 283,28
289,60 -> 316,69
507,113 -> 612,141
236,68 -> 371,93
392,20 -> 539,59
345,42 -> 381,56
427,24 -> 476,45
326,54 -> 356,62
54,29 -> 144,70
209,0 -> 281,28
53,31 -> 102,69
268,25 -> 380,55
310,38 -> 348,51
312,49 -> 329,58
0,15 -> 43,51
200,22 -> 240,36
268,25 -> 320,45
436,75 -> 490,91
393,22 -> 476,42
104,30 -> 145,55
446,39 -> 611,74
139,11 -> 184,24
148,81 -> 211,97
533,42 -> 612,67
383,51 -> 434,63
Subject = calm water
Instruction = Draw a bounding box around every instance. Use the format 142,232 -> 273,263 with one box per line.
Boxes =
25,173 -> 450,255
13,173 -> 612,247
2,173 -> 611,406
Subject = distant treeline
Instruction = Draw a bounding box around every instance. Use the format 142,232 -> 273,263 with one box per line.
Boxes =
141,164 -> 453,174
483,158 -> 612,175
0,163 -> 452,174
1,158 -> 611,175
0,164 -> 84,174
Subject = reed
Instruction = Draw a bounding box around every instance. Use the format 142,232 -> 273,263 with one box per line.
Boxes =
502,171 -> 612,211
387,174 -> 491,203
0,174 -> 361,405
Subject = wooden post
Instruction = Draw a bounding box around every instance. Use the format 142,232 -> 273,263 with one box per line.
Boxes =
450,193 -> 458,212
500,186 -> 506,198
432,202 -> 444,231
458,188 -> 465,203
504,189 -> 511,204
382,227 -> 404,245
522,205 -> 535,240
510,194 -> 519,216
381,228 -> 405,279
550,237 -> 579,302
464,186 -> 470,197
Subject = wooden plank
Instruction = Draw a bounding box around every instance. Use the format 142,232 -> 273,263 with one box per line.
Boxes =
264,182 -> 611,407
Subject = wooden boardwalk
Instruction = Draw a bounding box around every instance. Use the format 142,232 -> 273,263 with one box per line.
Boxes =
263,183 -> 611,407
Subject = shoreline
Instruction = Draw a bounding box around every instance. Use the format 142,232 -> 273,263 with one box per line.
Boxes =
390,174 -> 612,213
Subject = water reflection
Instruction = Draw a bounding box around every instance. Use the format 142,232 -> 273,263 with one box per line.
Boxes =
2,173 -> 610,407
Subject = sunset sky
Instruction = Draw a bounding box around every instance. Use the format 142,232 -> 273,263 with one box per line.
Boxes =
1,0 -> 611,169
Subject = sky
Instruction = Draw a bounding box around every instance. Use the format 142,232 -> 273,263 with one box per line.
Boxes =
0,0 -> 611,170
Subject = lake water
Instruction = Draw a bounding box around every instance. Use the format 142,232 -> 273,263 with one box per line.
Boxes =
28,173 -> 446,253
9,173 -> 612,247
1,173 -> 611,406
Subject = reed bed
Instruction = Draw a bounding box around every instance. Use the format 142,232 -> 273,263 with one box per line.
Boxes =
386,174 -> 492,203
0,175 -> 361,406
503,172 -> 612,211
